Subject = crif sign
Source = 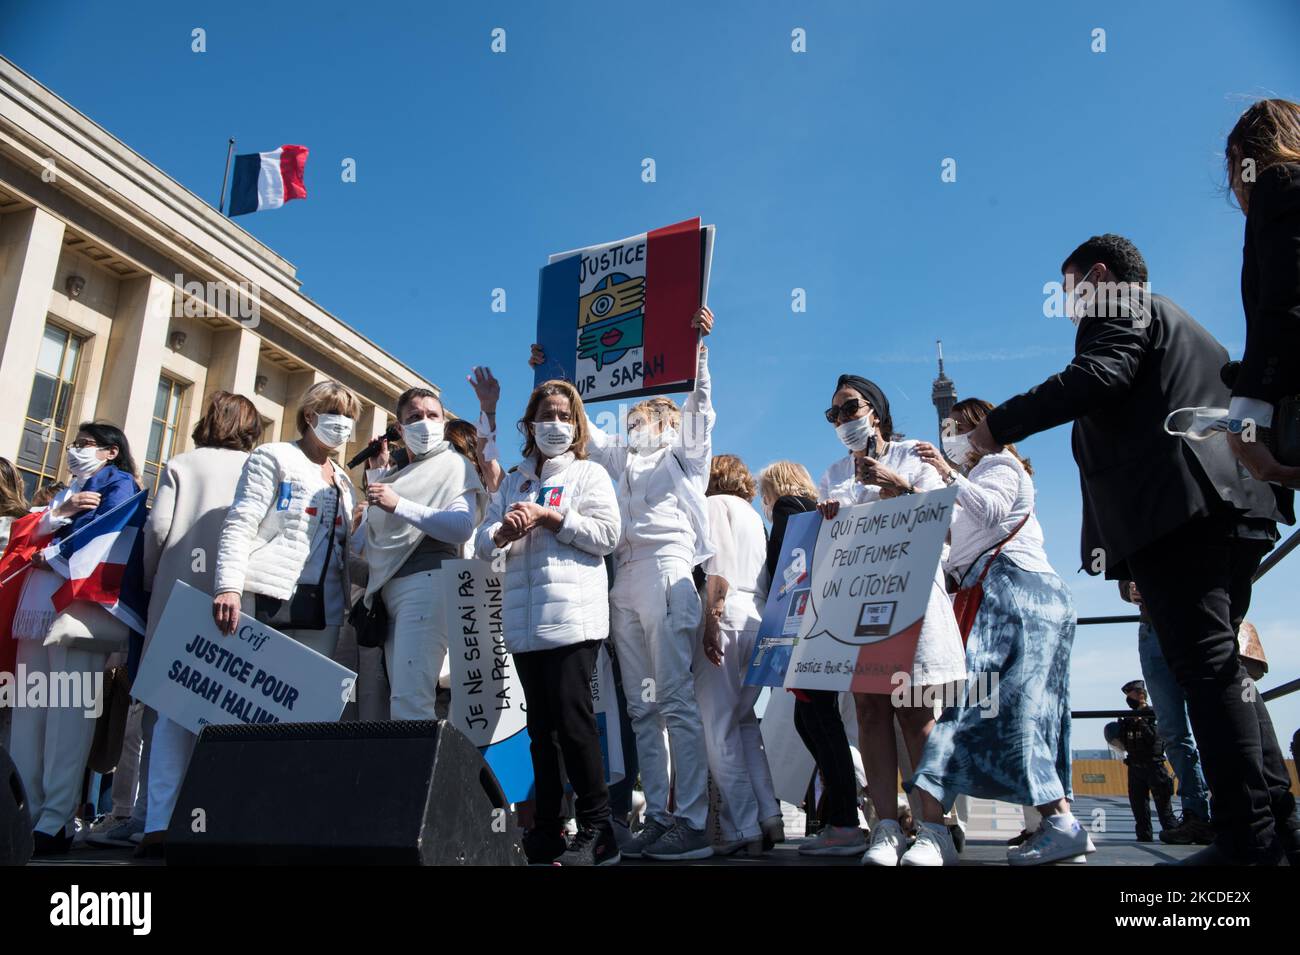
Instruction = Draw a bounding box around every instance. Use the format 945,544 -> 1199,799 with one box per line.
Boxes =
533,217 -> 715,402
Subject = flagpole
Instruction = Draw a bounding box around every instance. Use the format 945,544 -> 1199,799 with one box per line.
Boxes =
218,137 -> 235,215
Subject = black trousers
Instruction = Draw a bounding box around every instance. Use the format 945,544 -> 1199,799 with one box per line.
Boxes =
1126,760 -> 1176,839
513,640 -> 610,832
1126,513 -> 1296,856
793,690 -> 859,829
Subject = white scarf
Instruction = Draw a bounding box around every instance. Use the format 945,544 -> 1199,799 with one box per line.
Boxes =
364,443 -> 485,596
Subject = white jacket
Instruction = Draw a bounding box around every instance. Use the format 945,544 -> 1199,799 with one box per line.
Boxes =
215,441 -> 357,600
474,452 -> 620,654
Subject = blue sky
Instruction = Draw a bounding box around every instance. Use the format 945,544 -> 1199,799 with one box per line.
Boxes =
7,0 -> 1300,744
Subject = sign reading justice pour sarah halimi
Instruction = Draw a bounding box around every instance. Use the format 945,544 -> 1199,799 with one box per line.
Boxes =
132,581 -> 356,734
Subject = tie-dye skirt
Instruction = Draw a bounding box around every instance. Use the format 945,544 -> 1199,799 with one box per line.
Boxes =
908,554 -> 1076,811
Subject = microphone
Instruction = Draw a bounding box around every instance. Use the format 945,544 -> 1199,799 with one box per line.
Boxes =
347,425 -> 401,469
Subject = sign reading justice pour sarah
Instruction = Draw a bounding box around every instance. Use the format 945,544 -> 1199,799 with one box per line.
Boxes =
131,581 -> 356,734
533,217 -> 715,403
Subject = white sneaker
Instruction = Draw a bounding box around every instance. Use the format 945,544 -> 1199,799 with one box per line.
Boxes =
861,818 -> 906,866
1007,817 -> 1095,866
900,821 -> 958,866
85,815 -> 143,848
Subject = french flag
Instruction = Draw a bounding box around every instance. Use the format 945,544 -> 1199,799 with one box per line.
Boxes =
228,145 -> 309,217
43,489 -> 149,634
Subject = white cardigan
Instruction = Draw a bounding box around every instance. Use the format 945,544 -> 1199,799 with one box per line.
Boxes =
475,452 -> 620,654
214,441 -> 358,600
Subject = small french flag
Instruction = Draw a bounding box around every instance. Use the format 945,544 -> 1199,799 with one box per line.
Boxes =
229,144 -> 309,217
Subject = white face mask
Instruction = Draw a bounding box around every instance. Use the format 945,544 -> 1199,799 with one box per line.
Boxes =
1164,406 -> 1230,441
941,432 -> 976,467
629,423 -> 675,453
835,416 -> 875,453
312,413 -> 354,449
66,445 -> 106,478
533,421 -> 574,458
401,418 -> 444,456
1066,270 -> 1096,326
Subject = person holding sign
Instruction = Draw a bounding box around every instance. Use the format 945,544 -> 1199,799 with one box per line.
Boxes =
818,374 -> 966,867
212,381 -> 361,659
136,392 -> 262,857
694,454 -> 782,855
759,461 -> 866,857
908,398 -> 1088,866
357,387 -> 487,720
529,308 -> 717,862
475,379 -> 621,866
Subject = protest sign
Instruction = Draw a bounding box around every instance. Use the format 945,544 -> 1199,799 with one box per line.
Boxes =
744,508 -> 820,687
444,559 -> 624,802
533,216 -> 715,402
590,642 -> 625,785
131,581 -> 355,734
781,486 -> 957,694
443,559 -> 532,803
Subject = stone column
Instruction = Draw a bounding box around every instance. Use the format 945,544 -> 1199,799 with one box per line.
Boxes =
0,207 -> 66,456
96,273 -> 173,456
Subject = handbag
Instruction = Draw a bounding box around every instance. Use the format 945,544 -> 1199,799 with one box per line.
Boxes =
349,591 -> 389,649
952,509 -> 1032,645
254,487 -> 339,631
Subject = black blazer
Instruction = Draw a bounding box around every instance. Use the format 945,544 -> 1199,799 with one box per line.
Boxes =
1234,162 -> 1300,409
765,494 -> 816,583
986,294 -> 1290,579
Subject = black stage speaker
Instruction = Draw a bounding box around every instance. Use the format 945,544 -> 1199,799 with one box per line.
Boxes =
166,720 -> 523,865
0,745 -> 34,866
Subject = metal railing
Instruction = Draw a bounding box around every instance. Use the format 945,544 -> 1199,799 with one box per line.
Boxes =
1072,526 -> 1300,716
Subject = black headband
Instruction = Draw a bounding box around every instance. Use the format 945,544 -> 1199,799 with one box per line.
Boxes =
835,374 -> 892,434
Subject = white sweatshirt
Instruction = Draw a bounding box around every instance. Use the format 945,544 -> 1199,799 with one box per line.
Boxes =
586,348 -> 714,567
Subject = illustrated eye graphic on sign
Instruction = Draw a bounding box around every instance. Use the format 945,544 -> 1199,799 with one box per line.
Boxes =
577,274 -> 646,370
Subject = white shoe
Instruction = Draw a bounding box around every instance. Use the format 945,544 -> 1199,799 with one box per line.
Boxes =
861,818 -> 906,866
1008,817 -> 1095,866
900,821 -> 958,866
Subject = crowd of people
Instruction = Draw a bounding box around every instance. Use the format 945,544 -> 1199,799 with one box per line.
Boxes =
1,98 -> 1299,867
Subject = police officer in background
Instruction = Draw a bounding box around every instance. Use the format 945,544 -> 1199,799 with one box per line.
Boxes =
1105,680 -> 1178,843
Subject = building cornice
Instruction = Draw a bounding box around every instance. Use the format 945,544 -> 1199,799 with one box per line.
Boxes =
0,55 -> 435,401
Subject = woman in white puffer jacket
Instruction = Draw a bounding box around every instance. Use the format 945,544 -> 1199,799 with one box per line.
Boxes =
475,378 -> 620,867
212,381 -> 362,661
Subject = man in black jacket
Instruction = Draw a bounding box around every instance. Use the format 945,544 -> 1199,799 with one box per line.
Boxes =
968,234 -> 1298,866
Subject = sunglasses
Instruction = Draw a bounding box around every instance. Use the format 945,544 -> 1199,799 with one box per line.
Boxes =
824,398 -> 871,425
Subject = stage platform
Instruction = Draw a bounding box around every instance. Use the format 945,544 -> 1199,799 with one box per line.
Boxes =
28,796 -> 1227,867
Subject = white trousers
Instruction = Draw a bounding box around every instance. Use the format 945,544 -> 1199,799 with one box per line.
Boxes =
381,570 -> 446,721
9,641 -> 109,835
692,594 -> 780,840
610,555 -> 709,829
144,715 -> 197,834
111,702 -> 155,822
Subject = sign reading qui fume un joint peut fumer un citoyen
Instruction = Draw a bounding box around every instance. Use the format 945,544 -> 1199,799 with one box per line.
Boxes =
745,487 -> 957,694
131,581 -> 355,732
533,216 -> 715,403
